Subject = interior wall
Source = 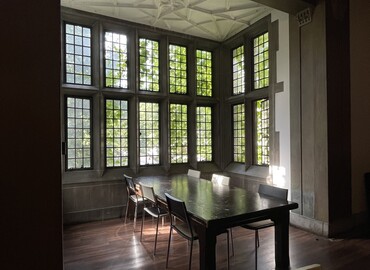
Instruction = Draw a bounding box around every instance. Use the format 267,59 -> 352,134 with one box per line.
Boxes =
1,1 -> 63,269
290,0 -> 330,235
301,0 -> 329,223
350,0 -> 370,215
270,10 -> 291,196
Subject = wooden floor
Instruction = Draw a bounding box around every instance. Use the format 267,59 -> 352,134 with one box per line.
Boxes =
64,218 -> 370,270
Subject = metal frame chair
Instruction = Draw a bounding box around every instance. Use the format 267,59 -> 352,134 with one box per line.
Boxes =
140,183 -> 168,256
211,173 -> 230,185
165,193 -> 231,270
241,184 -> 288,270
187,169 -> 201,178
123,174 -> 146,229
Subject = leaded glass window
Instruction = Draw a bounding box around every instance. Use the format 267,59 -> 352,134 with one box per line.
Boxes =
196,50 -> 212,96
170,104 -> 188,163
139,38 -> 160,92
139,102 -> 160,165
169,44 -> 187,94
232,45 -> 245,95
233,104 -> 245,163
66,97 -> 92,170
105,99 -> 129,167
253,32 -> 269,89
255,98 -> 269,165
104,31 -> 128,88
196,106 -> 212,162
65,23 -> 92,85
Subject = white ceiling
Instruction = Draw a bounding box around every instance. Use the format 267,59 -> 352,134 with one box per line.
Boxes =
61,0 -> 272,41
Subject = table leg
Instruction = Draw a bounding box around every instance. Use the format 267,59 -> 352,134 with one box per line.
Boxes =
196,225 -> 217,270
273,210 -> 291,270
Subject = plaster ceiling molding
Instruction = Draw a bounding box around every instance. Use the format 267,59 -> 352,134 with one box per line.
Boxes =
61,0 -> 271,41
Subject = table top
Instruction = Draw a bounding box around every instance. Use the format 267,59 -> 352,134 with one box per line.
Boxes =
137,174 -> 298,228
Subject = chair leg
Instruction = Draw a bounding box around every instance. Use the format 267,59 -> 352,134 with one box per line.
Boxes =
226,230 -> 230,270
189,240 -> 193,270
140,209 -> 145,241
154,215 -> 160,256
133,203 -> 138,229
255,230 -> 258,270
124,198 -> 130,224
256,230 -> 260,247
230,228 -> 234,256
166,227 -> 173,268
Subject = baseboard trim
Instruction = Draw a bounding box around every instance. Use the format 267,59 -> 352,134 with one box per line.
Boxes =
290,212 -> 329,236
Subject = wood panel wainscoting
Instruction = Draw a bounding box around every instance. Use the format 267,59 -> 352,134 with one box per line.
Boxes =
63,218 -> 370,270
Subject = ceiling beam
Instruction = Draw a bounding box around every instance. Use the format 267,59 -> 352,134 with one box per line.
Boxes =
251,0 -> 315,15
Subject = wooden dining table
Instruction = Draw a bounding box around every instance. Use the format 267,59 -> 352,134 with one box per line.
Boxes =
137,174 -> 299,270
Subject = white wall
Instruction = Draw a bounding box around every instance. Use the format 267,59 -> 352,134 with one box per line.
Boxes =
271,10 -> 291,197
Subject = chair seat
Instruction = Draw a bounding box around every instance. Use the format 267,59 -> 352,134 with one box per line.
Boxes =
242,219 -> 274,230
173,223 -> 199,240
144,206 -> 168,218
130,194 -> 146,203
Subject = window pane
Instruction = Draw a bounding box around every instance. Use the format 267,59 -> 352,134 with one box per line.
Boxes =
196,106 -> 212,161
232,45 -> 245,95
196,50 -> 212,96
233,104 -> 245,162
66,97 -> 92,170
105,99 -> 129,167
253,32 -> 269,90
255,99 -> 269,165
170,104 -> 188,163
65,23 -> 92,85
104,31 -> 128,88
169,44 -> 187,94
139,102 -> 160,165
139,38 -> 160,92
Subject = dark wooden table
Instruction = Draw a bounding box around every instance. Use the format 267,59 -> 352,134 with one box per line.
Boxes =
137,174 -> 298,270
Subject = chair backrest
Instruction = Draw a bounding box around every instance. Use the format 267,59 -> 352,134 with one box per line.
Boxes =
140,183 -> 157,204
258,184 -> 288,200
187,169 -> 201,178
124,174 -> 136,195
211,174 -> 230,186
165,193 -> 191,226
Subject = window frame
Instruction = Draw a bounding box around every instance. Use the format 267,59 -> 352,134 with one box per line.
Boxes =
168,43 -> 188,95
63,21 -> 93,86
64,95 -> 93,171
225,18 -> 271,169
138,37 -> 160,92
252,97 -> 270,166
103,30 -> 129,89
169,103 -> 189,164
196,105 -> 214,162
104,97 -> 129,168
138,101 -> 161,166
196,49 -> 213,97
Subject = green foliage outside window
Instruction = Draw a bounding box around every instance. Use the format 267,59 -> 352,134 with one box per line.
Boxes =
196,50 -> 212,96
169,44 -> 187,94
139,38 -> 159,91
196,106 -> 212,161
65,23 -> 92,85
105,32 -> 128,88
66,97 -> 92,170
106,99 -> 128,167
232,45 -> 245,95
139,102 -> 160,165
253,32 -> 269,89
170,104 -> 188,163
233,104 -> 245,163
255,99 -> 269,165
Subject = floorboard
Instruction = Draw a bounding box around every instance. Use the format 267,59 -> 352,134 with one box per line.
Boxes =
63,218 -> 370,270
